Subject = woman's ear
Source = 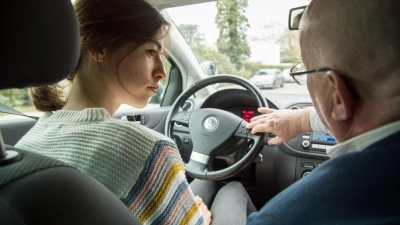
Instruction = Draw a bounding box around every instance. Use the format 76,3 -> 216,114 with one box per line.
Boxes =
326,71 -> 356,121
88,49 -> 107,62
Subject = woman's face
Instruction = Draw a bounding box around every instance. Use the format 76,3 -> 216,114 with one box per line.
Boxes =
114,38 -> 167,108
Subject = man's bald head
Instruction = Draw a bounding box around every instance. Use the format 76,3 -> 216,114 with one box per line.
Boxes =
299,0 -> 400,141
300,0 -> 400,100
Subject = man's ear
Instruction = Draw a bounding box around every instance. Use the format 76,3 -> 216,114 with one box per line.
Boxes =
326,71 -> 355,121
88,49 -> 107,62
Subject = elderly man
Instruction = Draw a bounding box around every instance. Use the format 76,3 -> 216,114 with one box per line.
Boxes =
245,0 -> 400,224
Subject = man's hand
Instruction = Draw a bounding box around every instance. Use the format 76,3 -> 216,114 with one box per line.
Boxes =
246,107 -> 312,145
195,196 -> 212,225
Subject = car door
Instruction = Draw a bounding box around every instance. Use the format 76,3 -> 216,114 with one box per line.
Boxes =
275,69 -> 283,86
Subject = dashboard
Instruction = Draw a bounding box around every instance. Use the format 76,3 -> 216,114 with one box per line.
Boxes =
227,107 -> 336,152
115,87 -> 336,207
188,89 -> 337,155
164,88 -> 339,206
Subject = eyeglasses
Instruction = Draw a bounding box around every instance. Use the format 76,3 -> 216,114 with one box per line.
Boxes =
289,62 -> 331,85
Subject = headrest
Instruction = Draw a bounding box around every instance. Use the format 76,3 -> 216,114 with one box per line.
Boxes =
0,0 -> 80,89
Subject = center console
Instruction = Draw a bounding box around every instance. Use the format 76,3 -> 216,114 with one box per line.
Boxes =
300,131 -> 336,153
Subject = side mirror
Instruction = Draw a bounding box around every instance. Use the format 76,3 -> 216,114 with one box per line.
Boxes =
200,60 -> 218,76
288,5 -> 307,30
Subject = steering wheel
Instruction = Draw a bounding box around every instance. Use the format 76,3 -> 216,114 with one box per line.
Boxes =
164,74 -> 268,180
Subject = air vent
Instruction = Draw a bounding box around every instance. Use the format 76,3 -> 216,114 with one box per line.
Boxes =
181,101 -> 193,112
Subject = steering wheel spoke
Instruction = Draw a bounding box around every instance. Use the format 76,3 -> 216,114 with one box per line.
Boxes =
185,152 -> 209,179
190,151 -> 210,164
170,111 -> 191,127
234,121 -> 251,139
234,121 -> 265,144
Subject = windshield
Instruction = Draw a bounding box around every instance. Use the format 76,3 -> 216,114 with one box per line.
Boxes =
0,0 -> 310,119
255,70 -> 274,76
165,0 -> 310,95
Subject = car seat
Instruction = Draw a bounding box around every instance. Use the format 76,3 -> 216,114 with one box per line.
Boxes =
0,1 -> 141,224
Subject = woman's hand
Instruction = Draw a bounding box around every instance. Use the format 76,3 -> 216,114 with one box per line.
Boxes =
195,196 -> 212,225
246,107 -> 312,145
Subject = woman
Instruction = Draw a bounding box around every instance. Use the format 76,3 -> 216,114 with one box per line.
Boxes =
15,0 -> 211,224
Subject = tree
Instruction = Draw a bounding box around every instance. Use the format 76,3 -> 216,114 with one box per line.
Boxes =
277,30 -> 301,63
215,0 -> 250,70
196,47 -> 237,74
258,22 -> 285,43
0,88 -> 32,107
259,22 -> 301,64
177,23 -> 237,75
177,24 -> 205,48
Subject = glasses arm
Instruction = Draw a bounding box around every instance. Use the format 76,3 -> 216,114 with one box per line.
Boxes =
289,68 -> 331,76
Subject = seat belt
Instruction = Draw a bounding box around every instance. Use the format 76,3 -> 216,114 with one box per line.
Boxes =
0,103 -> 39,120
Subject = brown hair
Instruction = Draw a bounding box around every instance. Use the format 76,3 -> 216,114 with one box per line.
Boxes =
30,0 -> 170,112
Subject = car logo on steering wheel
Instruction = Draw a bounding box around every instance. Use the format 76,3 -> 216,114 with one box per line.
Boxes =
204,116 -> 219,131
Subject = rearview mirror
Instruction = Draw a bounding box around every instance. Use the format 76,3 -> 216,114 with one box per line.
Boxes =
288,5 -> 307,30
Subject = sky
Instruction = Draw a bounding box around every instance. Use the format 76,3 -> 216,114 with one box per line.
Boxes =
69,0 -> 310,64
166,0 -> 310,46
70,0 -> 310,47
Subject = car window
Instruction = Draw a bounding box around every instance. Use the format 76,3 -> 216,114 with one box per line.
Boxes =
1,0 -> 311,119
0,88 -> 42,120
165,0 -> 310,94
0,54 -> 171,119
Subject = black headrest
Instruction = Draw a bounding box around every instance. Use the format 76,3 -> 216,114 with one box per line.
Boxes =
0,0 -> 80,89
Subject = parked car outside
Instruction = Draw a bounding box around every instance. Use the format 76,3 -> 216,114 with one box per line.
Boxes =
249,68 -> 285,89
282,68 -> 295,83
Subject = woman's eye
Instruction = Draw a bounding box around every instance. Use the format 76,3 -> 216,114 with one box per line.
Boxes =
147,50 -> 156,57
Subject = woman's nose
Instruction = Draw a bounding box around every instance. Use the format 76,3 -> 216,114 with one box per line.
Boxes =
154,57 -> 167,80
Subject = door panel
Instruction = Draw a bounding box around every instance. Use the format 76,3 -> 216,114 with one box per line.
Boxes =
0,118 -> 36,145
113,106 -> 171,134
0,105 -> 171,146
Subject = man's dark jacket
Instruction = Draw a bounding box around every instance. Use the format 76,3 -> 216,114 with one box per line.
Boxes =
247,130 -> 400,224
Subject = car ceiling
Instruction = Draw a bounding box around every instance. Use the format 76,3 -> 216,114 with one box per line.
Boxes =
149,0 -> 216,9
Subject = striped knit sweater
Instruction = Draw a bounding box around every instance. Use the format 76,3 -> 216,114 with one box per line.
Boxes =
15,108 -> 204,225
